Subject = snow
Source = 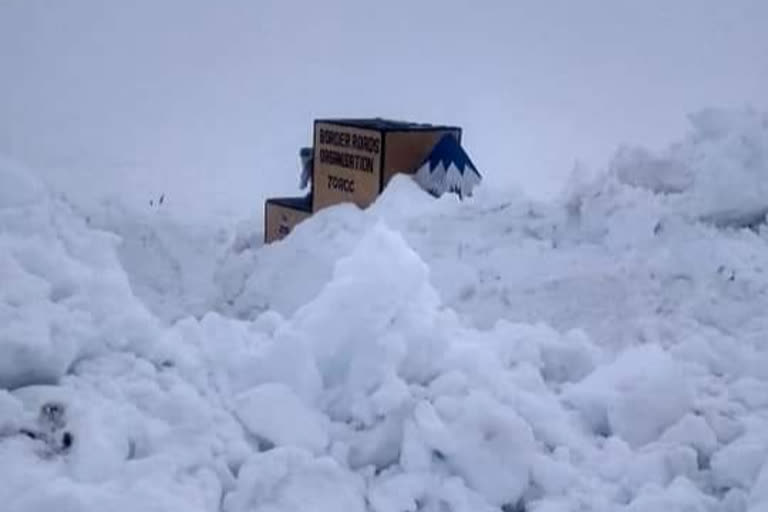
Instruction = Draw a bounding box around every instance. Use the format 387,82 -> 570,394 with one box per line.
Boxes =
234,383 -> 329,455
622,477 -> 717,512
2,106 -> 768,511
711,435 -> 768,491
750,462 -> 768,511
223,447 -> 366,512
660,413 -> 719,460
0,161 -> 163,389
609,107 -> 768,228
563,344 -> 694,447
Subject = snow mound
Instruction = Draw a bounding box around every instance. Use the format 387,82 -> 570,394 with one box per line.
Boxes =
0,155 -> 45,208
612,146 -> 694,194
289,221 -> 444,387
224,447 -> 366,512
564,344 -> 694,447
0,159 -> 163,389
606,107 -> 768,228
4,107 -> 768,511
234,383 -> 329,454
218,203 -> 372,319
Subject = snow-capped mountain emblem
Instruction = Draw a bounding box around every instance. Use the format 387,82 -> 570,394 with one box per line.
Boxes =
413,134 -> 482,199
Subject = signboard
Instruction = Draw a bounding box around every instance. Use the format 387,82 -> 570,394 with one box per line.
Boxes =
312,122 -> 383,211
382,129 -> 461,187
264,198 -> 312,244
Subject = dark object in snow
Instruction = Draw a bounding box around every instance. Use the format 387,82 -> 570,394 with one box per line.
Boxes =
502,500 -> 527,512
19,427 -> 41,441
11,401 -> 74,457
700,206 -> 768,230
61,431 -> 73,451
299,147 -> 313,190
40,401 -> 66,430
149,193 -> 166,208
717,265 -> 736,281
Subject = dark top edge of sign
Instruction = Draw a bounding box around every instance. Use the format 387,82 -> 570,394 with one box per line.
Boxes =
315,118 -> 461,132
266,194 -> 312,212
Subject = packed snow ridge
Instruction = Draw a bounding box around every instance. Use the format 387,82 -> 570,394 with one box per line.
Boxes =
2,107 -> 768,512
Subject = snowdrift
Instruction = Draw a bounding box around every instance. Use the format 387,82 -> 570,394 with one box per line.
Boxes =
0,155 -> 166,389
2,107 -> 768,511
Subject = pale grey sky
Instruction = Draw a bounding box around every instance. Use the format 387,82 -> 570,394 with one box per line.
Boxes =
1,0 -> 766,220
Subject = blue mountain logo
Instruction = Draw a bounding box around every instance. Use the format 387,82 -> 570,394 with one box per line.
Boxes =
413,134 -> 482,199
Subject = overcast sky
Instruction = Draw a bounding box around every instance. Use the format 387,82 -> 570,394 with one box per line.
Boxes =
1,0 -> 766,221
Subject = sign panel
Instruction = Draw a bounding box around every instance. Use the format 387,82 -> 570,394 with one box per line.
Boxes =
265,199 -> 312,244
312,122 -> 383,211
382,129 -> 461,187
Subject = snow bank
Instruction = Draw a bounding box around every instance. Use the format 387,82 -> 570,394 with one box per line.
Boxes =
218,202 -> 372,320
605,107 -> 768,228
263,224 -> 545,507
4,107 -> 768,511
612,146 -> 695,194
0,159 -> 163,389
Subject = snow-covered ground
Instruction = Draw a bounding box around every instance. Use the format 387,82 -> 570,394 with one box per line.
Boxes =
2,107 -> 768,511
